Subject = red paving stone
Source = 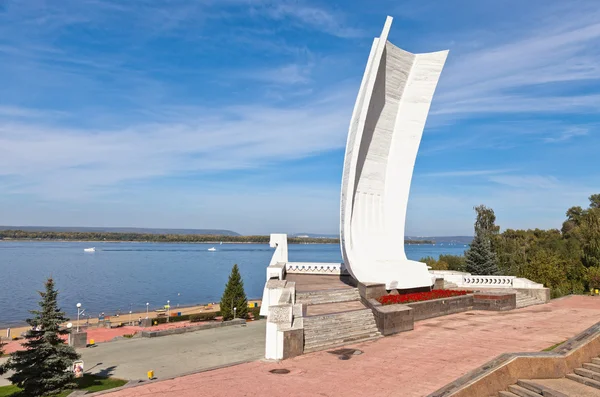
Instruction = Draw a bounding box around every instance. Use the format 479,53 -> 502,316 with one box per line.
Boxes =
2,321 -> 212,354
105,295 -> 600,397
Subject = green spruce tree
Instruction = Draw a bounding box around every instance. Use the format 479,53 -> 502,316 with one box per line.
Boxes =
220,264 -> 248,321
465,205 -> 499,275
0,278 -> 80,396
465,234 -> 499,275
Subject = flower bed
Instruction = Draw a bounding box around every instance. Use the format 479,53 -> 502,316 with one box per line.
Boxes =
377,290 -> 471,305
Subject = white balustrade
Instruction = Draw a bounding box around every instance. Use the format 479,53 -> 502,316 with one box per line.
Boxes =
285,262 -> 347,275
461,275 -> 515,288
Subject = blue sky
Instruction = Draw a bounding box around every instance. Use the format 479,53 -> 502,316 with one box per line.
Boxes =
1,0 -> 599,236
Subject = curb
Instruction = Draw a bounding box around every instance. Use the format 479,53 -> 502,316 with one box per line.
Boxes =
85,359 -> 258,396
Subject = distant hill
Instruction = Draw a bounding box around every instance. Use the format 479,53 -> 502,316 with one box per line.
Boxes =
290,233 -> 339,239
0,226 -> 240,236
406,236 -> 473,244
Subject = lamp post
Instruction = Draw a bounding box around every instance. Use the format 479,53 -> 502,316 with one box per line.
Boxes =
129,310 -> 132,326
146,302 -> 149,319
76,303 -> 82,332
67,323 -> 72,345
177,293 -> 180,308
233,307 -> 237,319
167,300 -> 170,323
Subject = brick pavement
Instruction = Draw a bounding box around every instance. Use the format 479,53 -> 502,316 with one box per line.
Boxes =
103,295 -> 600,397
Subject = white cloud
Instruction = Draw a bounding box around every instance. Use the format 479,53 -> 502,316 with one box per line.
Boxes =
0,85 -> 354,199
544,127 -> 589,143
488,175 -> 561,189
420,169 -> 513,177
431,2 -> 600,117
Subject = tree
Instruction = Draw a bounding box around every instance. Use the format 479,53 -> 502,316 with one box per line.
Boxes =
220,264 -> 248,321
465,234 -> 498,275
0,278 -> 79,396
590,194 -> 600,209
465,205 -> 499,275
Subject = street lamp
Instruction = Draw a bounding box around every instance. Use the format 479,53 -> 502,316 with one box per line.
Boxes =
129,310 -> 132,326
167,300 -> 170,323
76,303 -> 84,332
233,307 -> 237,319
146,302 -> 149,319
67,323 -> 72,345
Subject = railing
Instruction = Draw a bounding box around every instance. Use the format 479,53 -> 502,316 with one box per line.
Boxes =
461,275 -> 514,287
285,262 -> 348,275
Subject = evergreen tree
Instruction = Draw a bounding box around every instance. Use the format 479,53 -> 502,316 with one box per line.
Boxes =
465,205 -> 499,275
220,264 -> 248,321
0,278 -> 80,396
465,234 -> 499,275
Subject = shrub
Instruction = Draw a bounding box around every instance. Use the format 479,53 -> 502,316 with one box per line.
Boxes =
249,306 -> 261,319
189,312 -> 217,323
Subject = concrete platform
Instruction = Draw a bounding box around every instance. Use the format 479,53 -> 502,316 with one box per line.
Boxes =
285,274 -> 355,292
103,295 -> 600,397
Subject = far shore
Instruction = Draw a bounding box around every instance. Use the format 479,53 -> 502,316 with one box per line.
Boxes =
0,239 -> 337,244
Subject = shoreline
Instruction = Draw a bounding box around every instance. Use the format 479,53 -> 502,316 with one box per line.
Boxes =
0,239 -> 338,245
0,299 -> 262,336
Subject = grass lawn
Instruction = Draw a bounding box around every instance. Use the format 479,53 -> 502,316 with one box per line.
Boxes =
0,374 -> 127,396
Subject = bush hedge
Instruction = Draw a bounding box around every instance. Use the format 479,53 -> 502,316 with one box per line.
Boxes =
189,312 -> 217,322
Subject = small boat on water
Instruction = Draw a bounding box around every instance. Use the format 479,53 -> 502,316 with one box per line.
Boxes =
84,247 -> 96,252
208,247 -> 216,252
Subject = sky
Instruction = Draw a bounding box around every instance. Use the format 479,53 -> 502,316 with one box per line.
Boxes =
1,0 -> 600,236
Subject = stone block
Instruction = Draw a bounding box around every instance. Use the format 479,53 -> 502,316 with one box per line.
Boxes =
408,295 -> 473,321
282,328 -> 303,359
433,278 -> 445,290
473,292 -> 516,311
358,282 -> 387,302
368,299 -> 414,336
69,331 -> 87,348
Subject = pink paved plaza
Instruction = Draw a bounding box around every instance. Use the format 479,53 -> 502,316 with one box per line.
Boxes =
106,296 -> 600,397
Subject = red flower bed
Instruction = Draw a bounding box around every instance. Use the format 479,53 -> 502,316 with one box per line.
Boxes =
377,290 -> 471,305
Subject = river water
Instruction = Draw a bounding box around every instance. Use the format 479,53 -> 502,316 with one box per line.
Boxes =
0,241 -> 467,327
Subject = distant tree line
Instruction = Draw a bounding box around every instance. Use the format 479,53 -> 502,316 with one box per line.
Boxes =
0,230 -> 434,245
422,194 -> 600,298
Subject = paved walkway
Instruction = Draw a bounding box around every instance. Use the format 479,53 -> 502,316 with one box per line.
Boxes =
0,321 -> 265,386
105,296 -> 600,397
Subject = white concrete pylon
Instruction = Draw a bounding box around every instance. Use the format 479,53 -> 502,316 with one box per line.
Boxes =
340,16 -> 449,289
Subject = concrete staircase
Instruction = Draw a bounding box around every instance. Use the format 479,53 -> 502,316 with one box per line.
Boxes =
303,308 -> 381,353
498,356 -> 600,396
297,287 -> 381,353
296,288 -> 360,305
515,291 -> 545,309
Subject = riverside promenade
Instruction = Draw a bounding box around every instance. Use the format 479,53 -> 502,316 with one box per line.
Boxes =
104,295 -> 600,397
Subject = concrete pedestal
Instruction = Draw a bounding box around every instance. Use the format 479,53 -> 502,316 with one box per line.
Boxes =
69,331 -> 88,348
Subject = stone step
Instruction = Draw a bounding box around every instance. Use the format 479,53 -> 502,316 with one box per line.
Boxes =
508,384 -> 543,397
304,313 -> 377,327
296,288 -> 360,305
526,377 -> 598,397
591,357 -> 600,365
498,392 -> 520,397
305,328 -> 380,346
304,309 -> 374,323
304,332 -> 381,353
305,325 -> 379,342
574,367 -> 600,382
517,380 -> 569,397
566,373 -> 600,389
582,363 -> 600,373
305,320 -> 379,335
